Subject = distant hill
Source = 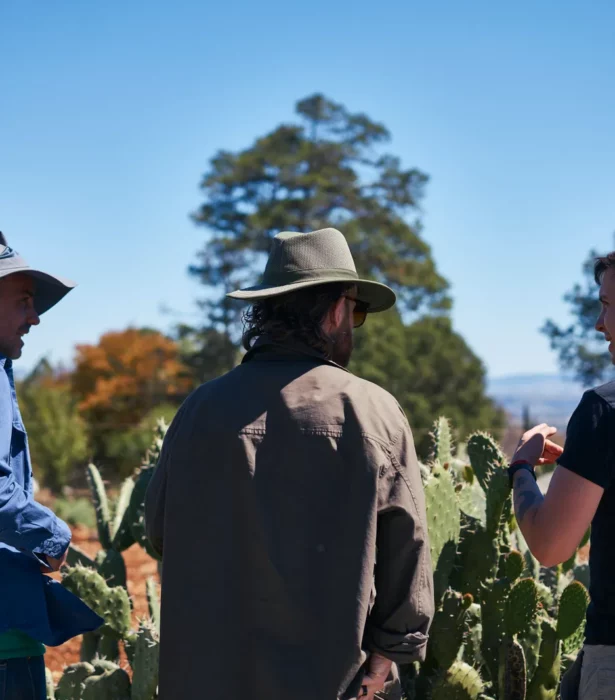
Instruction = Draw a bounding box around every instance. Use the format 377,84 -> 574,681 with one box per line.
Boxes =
487,373 -> 586,431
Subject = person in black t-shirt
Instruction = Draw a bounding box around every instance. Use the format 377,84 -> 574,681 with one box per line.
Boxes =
509,251 -> 615,700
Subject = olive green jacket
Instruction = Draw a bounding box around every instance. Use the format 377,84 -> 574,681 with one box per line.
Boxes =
145,338 -> 434,699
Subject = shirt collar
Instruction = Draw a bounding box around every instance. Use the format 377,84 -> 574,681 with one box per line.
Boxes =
242,335 -> 350,373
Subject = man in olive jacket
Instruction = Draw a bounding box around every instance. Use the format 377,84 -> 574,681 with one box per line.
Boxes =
145,228 -> 434,700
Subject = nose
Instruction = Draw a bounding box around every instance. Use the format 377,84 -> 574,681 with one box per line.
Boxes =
596,310 -> 605,334
28,308 -> 41,327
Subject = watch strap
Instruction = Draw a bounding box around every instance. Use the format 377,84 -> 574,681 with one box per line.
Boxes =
508,461 -> 536,489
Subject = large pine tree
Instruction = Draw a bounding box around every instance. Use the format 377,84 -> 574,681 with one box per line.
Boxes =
186,94 -> 503,454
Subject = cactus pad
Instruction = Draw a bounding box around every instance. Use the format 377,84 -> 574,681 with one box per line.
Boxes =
82,666 -> 131,700
104,585 -> 132,638
556,581 -> 590,641
55,662 -> 95,700
86,464 -> 112,550
429,590 -> 469,670
433,416 -> 453,467
500,639 -> 527,700
527,620 -> 561,700
424,466 -> 461,602
456,480 -> 487,526
467,432 -> 507,493
111,477 -> 137,551
132,619 -> 160,700
62,566 -> 111,620
505,578 -> 539,637
431,661 -> 484,700
504,551 -> 525,582
454,524 -> 499,598
96,548 -> 127,589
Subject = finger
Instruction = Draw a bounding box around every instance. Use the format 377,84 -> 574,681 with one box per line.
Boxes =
544,439 -> 564,454
521,423 -> 550,441
362,674 -> 387,691
538,426 -> 558,438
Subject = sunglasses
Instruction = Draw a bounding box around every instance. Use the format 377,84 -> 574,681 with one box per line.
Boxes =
343,296 -> 370,328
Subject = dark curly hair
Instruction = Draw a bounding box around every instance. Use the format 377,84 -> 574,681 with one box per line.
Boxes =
594,252 -> 615,284
242,282 -> 354,354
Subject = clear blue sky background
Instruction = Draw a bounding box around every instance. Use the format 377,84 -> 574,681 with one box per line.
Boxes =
2,0 -> 614,379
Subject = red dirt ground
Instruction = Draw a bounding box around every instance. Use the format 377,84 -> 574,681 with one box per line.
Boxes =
44,525 -> 160,682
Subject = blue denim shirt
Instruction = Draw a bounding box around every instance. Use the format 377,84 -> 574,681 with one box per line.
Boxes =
0,356 -> 103,645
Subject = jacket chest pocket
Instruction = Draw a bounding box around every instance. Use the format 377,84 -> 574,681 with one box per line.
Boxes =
9,425 -> 29,491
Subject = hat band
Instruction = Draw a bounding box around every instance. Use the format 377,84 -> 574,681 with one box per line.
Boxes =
262,267 -> 359,286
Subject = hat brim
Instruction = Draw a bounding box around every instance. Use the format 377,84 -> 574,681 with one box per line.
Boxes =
227,277 -> 396,313
0,267 -> 76,315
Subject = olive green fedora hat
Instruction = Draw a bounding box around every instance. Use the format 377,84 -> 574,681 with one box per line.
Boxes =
227,228 -> 396,313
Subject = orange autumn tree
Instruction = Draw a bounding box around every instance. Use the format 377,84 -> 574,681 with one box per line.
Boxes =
70,328 -> 193,477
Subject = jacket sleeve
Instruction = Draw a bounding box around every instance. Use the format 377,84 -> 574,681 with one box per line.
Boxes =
363,411 -> 435,664
145,401 -> 187,557
0,384 -> 71,559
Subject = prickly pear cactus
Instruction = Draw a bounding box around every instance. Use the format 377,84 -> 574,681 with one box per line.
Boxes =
527,620 -> 561,700
505,578 -> 539,638
466,433 -> 506,494
431,661 -> 484,700
132,619 -> 160,700
55,662 -> 96,700
62,566 -> 111,620
504,551 -> 525,582
86,464 -> 113,550
81,664 -> 131,700
433,416 -> 453,467
500,639 -> 527,700
556,581 -> 590,643
428,590 -> 472,670
423,465 -> 461,603
111,477 -> 137,552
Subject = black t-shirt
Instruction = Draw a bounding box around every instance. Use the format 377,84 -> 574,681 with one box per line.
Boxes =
557,381 -> 615,645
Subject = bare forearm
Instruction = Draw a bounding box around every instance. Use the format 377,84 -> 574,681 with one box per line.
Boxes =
512,471 -> 547,559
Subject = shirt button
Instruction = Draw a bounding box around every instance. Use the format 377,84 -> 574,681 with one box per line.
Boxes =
9,483 -> 15,492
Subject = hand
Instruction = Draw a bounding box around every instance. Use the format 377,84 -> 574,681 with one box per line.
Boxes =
512,424 -> 564,467
41,549 -> 68,573
360,653 -> 392,700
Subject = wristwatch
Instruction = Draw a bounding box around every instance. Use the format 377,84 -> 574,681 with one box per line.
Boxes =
507,460 -> 537,489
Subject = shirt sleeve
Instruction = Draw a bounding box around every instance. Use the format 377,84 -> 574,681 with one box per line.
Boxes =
0,380 -> 71,559
557,389 -> 615,489
363,409 -> 435,664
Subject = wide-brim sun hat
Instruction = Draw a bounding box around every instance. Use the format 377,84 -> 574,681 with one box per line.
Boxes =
0,237 -> 76,315
227,228 -> 396,313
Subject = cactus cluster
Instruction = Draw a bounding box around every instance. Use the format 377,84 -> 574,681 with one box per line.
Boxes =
48,415 -> 589,700
47,421 -> 167,699
401,418 -> 590,700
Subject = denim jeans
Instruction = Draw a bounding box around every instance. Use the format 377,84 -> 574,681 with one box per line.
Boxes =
579,645 -> 615,700
0,656 -> 46,700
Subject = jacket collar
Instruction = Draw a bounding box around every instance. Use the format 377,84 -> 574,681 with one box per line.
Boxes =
242,335 -> 350,373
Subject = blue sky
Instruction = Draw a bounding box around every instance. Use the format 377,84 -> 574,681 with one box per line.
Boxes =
1,0 -> 614,379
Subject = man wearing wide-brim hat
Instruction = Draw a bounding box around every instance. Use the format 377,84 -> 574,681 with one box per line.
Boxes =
146,227 -> 434,700
0,234 -> 103,699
